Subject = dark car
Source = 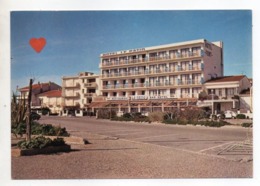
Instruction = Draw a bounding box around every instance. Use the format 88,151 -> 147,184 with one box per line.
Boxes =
30,112 -> 41,120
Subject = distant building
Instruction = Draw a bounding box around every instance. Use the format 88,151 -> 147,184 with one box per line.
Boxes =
18,81 -> 61,111
61,72 -> 100,116
59,39 -> 252,117
198,75 -> 252,113
38,90 -> 62,114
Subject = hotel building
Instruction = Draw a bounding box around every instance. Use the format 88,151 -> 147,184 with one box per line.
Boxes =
97,39 -> 224,114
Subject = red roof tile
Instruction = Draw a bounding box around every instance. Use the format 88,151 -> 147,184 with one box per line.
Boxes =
19,82 -> 50,91
38,90 -> 62,97
205,75 -> 246,83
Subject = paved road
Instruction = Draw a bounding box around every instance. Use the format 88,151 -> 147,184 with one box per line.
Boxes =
41,116 -> 253,159
12,116 -> 253,179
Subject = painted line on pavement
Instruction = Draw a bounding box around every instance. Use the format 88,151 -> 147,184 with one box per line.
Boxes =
199,141 -> 236,153
132,133 -> 179,140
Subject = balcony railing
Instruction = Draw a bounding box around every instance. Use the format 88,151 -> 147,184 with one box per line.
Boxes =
105,93 -> 199,101
84,82 -> 97,88
101,67 -> 202,79
102,80 -> 200,90
101,51 -> 202,67
180,93 -> 199,98
64,93 -> 80,99
84,93 -> 97,97
64,83 -> 80,89
178,80 -> 201,85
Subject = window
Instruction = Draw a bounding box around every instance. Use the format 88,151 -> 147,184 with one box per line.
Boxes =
218,89 -> 222,97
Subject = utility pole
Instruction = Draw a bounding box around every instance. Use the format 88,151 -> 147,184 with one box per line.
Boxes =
26,78 -> 33,141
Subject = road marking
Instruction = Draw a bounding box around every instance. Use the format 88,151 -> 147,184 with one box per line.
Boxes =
132,133 -> 179,140
199,141 -> 236,153
119,138 -> 244,162
115,131 -> 145,136
100,129 -> 140,134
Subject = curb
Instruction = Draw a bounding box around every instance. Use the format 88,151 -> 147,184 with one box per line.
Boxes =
12,145 -> 71,157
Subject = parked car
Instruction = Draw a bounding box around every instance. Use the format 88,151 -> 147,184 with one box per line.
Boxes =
219,110 -> 237,119
30,112 -> 41,120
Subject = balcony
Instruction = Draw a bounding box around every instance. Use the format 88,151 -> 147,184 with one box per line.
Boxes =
64,93 -> 80,99
103,83 -> 144,90
180,93 -> 199,99
177,80 -> 201,86
84,82 -> 97,88
64,83 -> 80,89
101,67 -> 202,79
84,93 -> 97,97
100,51 -> 202,68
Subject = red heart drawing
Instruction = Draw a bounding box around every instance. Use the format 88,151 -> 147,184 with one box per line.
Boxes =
29,37 -> 46,53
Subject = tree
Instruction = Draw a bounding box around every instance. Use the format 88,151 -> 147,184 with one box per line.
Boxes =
25,79 -> 33,141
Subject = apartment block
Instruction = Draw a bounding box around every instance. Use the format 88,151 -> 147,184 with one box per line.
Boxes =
95,39 -> 223,114
62,72 -> 100,110
100,39 -> 223,101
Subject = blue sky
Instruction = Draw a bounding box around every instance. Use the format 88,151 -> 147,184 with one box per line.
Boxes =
11,10 -> 252,91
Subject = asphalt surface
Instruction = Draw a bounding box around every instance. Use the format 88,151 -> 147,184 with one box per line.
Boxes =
12,116 -> 253,179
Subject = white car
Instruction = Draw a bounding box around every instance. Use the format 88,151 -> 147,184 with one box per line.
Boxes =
222,110 -> 237,119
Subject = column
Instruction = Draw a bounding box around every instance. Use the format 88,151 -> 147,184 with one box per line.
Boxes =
162,102 -> 164,112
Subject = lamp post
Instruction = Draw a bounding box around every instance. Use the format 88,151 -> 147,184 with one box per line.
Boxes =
210,89 -> 215,116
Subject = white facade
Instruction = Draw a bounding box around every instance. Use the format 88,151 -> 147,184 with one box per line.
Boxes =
38,90 -> 62,114
198,75 -> 252,113
62,72 -> 100,109
100,39 -> 223,101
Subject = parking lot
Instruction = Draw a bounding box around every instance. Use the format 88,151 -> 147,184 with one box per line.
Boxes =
40,116 -> 252,161
12,116 -> 253,178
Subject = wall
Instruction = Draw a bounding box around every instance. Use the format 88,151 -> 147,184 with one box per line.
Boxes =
203,41 -> 223,82
238,77 -> 251,93
239,95 -> 252,111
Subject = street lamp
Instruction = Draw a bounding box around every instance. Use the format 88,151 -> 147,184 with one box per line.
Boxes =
210,89 -> 215,116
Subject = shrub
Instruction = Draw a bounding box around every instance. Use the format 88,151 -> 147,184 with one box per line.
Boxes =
31,122 -> 70,136
133,115 -> 150,123
11,122 -> 26,137
148,112 -> 165,122
12,122 -> 70,137
122,113 -> 132,119
97,108 -> 116,119
242,123 -> 253,128
111,116 -> 132,122
17,136 -> 65,149
236,114 -> 246,119
164,119 -> 229,127
180,107 -> 204,122
111,112 -> 151,123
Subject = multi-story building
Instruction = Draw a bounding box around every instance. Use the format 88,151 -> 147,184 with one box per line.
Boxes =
18,81 -> 61,110
97,39 -> 223,114
198,75 -> 252,114
61,72 -> 100,114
